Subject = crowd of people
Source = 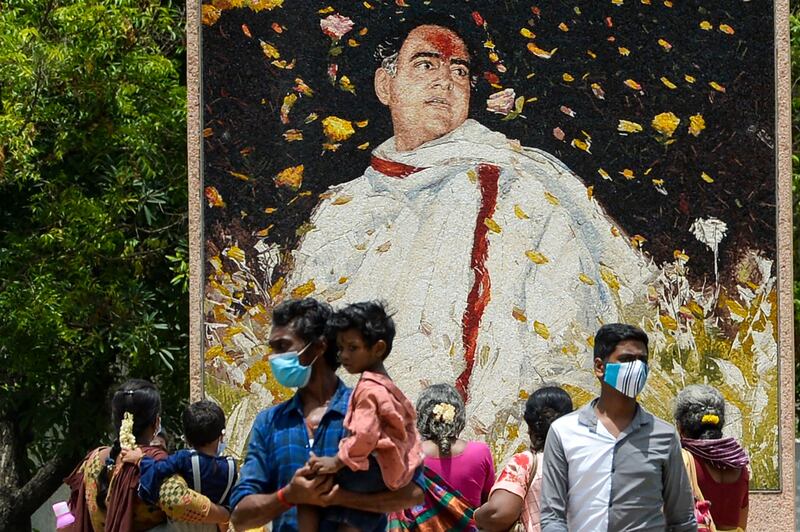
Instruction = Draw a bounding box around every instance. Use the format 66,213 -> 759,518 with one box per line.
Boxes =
65,297 -> 751,531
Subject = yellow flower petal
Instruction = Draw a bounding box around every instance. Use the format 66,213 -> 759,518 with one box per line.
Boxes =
227,245 -> 246,263
533,321 -> 550,339
525,250 -> 549,264
520,28 -> 536,39
274,165 -> 304,190
578,273 -> 595,285
617,120 -> 643,133
599,265 -> 620,291
709,81 -> 726,93
514,205 -> 530,219
291,279 -> 316,298
719,24 -> 735,35
512,307 -> 528,322
484,218 -> 502,233
618,46 -> 630,56
624,79 -> 642,90
688,114 -> 705,136
651,112 -> 680,137
660,76 -> 677,89
260,40 -> 280,59
562,73 -> 574,82
659,314 -> 678,330
700,20 -> 712,30
544,191 -> 560,205
701,172 -> 714,183
527,43 -> 556,59
322,116 -> 355,141
658,38 -> 672,51
331,194 -> 353,205
685,74 -> 696,83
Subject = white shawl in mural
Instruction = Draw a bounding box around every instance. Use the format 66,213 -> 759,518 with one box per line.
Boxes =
287,119 -> 656,442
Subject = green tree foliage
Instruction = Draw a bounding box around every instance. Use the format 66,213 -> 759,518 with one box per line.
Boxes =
0,0 -> 188,528
792,8 -> 800,436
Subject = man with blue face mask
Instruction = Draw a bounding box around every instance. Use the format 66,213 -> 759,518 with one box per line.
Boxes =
229,298 -> 424,531
540,324 -> 696,532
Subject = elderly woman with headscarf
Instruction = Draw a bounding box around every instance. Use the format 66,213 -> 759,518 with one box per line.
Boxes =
674,384 -> 749,532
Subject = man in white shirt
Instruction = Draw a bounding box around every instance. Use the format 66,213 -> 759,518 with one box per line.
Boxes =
540,323 -> 696,531
287,15 -> 655,450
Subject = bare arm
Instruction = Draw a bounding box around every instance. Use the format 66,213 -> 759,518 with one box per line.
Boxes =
474,489 -> 524,531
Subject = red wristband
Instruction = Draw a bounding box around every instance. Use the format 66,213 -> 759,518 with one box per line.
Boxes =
276,487 -> 293,509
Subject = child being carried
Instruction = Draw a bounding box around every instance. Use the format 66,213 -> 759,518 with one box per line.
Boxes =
302,301 -> 424,532
122,400 -> 237,531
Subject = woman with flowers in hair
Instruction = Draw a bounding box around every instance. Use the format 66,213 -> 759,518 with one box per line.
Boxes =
64,379 -> 230,531
416,383 -> 495,508
674,384 -> 749,531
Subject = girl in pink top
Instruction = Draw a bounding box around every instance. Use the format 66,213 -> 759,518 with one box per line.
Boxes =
474,386 -> 573,532
416,383 -> 495,507
306,301 -> 423,532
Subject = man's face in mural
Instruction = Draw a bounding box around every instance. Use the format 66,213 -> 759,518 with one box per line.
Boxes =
375,25 -> 471,152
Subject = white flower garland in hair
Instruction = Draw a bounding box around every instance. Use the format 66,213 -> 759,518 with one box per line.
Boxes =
119,412 -> 136,450
432,402 -> 456,424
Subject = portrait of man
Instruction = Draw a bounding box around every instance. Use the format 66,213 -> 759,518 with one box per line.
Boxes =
200,1 -> 780,488
286,16 -> 654,437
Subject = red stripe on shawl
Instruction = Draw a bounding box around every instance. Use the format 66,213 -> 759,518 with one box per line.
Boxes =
370,156 -> 427,178
455,164 -> 500,401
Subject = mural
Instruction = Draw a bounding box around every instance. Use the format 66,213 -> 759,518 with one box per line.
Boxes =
200,0 -> 779,489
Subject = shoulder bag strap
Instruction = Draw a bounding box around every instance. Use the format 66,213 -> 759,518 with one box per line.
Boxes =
190,452 -> 202,494
218,457 -> 236,504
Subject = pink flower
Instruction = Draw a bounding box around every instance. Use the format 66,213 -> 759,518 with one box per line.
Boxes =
486,88 -> 516,115
320,13 -> 354,40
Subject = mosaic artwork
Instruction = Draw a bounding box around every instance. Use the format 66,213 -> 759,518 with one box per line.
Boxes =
200,0 -> 780,489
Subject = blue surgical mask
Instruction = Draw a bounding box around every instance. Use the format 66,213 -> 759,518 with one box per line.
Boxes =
603,360 -> 648,398
269,343 -> 319,388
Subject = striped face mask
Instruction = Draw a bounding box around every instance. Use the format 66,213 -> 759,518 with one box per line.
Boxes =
603,360 -> 649,398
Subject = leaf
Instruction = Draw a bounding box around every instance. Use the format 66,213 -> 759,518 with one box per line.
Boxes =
376,241 -> 392,252
291,279 -> 317,298
617,120 -> 643,133
533,321 -> 550,339
578,273 -> 595,285
228,171 -> 249,181
525,250 -> 549,264
514,205 -> 530,219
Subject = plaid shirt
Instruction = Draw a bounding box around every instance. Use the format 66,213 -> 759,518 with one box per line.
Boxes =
229,378 -> 351,532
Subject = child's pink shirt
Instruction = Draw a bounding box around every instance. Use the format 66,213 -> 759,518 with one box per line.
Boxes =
338,371 -> 424,490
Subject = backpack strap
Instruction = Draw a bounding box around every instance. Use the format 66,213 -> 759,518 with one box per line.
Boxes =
190,451 -> 202,494
218,457 -> 236,505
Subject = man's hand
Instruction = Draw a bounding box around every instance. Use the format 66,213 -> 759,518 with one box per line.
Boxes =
308,455 -> 343,475
120,447 -> 143,465
283,464 -> 334,506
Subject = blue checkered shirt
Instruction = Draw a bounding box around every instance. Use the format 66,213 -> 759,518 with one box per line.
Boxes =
228,379 -> 352,532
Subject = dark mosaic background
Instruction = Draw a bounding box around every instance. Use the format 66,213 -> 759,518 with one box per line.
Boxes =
202,0 -> 775,283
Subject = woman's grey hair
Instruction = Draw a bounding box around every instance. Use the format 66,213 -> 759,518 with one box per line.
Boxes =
674,384 -> 726,440
416,383 -> 466,455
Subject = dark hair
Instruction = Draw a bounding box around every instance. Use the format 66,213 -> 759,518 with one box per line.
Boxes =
416,383 -> 466,455
374,10 -> 483,87
97,379 -> 161,509
523,386 -> 573,452
593,323 -> 649,361
183,400 -> 226,447
674,384 -> 725,440
327,301 -> 396,358
272,297 -> 339,369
